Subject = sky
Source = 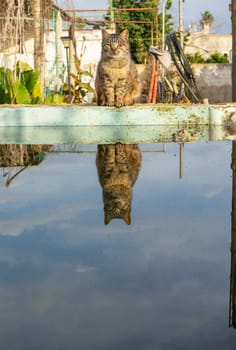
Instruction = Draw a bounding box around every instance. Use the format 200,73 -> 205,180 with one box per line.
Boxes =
58,0 -> 231,33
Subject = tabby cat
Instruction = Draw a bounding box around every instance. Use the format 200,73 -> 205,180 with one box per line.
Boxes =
96,143 -> 142,225
95,29 -> 141,107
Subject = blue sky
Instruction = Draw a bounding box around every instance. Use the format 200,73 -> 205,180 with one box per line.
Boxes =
58,0 -> 231,33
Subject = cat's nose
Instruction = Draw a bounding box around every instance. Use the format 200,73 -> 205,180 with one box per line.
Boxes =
114,208 -> 120,216
111,43 -> 118,52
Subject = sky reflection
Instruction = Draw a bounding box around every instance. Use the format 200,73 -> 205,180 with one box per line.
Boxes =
0,142 -> 234,350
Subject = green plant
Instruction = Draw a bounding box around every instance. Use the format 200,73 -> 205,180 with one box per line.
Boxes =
44,93 -> 65,104
205,52 -> 229,63
64,32 -> 95,104
186,51 -> 229,64
105,0 -> 173,63
186,52 -> 205,63
69,57 -> 95,103
0,61 -> 42,104
200,10 -> 214,25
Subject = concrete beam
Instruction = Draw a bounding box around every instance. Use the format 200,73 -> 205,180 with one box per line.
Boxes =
0,103 -> 235,144
0,103 -> 235,126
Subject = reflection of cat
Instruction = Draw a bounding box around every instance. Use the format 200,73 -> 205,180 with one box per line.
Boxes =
95,29 -> 141,107
96,144 -> 142,225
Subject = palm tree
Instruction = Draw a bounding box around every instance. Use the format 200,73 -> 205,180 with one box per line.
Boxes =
200,10 -> 214,33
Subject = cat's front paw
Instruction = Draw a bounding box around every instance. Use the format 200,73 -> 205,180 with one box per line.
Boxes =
105,101 -> 115,107
115,101 -> 125,108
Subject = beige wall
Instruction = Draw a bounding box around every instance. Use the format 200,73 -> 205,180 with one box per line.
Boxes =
192,63 -> 231,103
185,33 -> 232,61
137,63 -> 232,103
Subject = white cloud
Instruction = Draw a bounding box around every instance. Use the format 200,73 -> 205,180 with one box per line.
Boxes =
0,204 -> 92,236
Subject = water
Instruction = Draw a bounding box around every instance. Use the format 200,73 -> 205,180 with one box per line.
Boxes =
0,141 -> 235,350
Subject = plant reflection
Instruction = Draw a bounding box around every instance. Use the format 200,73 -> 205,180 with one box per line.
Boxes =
96,143 -> 142,225
0,144 -> 51,187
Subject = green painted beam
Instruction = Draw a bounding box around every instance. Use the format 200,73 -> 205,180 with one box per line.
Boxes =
0,103 -> 235,144
0,103 -> 235,127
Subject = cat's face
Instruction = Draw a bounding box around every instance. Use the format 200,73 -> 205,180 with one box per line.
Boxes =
104,193 -> 131,225
101,29 -> 130,59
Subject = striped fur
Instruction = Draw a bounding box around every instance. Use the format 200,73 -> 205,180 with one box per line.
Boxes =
96,144 -> 142,225
95,29 -> 141,108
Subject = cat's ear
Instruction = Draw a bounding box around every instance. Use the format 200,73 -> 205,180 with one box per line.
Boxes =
104,214 -> 112,225
120,29 -> 129,41
123,213 -> 131,225
102,29 -> 109,40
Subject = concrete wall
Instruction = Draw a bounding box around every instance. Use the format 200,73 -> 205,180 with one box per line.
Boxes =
185,33 -> 232,61
192,63 -> 232,103
137,63 -> 232,103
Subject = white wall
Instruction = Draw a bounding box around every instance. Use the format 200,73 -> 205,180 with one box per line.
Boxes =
185,33 -> 232,62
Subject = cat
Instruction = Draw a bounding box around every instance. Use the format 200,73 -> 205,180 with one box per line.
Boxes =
95,29 -> 141,108
96,143 -> 142,225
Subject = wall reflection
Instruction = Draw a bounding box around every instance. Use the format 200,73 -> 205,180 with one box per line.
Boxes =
96,144 -> 142,225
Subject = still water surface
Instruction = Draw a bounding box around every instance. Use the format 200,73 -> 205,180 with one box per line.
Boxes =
0,141 -> 235,349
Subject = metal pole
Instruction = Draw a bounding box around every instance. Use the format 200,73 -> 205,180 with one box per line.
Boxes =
178,0 -> 184,48
232,0 -> 236,101
155,2 -> 158,47
155,3 -> 158,102
109,0 -> 115,29
162,0 -> 165,50
179,142 -> 184,179
66,47 -> 71,100
230,141 -> 236,327
178,0 -> 185,99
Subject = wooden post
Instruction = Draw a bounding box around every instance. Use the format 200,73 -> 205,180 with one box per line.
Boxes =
33,0 -> 44,72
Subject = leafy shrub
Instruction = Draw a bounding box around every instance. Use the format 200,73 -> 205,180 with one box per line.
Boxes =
205,52 -> 229,63
0,61 -> 42,104
186,51 -> 229,64
187,52 -> 205,63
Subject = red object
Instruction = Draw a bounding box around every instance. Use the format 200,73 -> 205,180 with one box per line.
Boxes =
148,58 -> 158,103
147,58 -> 156,103
152,68 -> 158,103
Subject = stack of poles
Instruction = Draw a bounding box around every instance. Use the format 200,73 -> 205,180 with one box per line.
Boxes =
148,57 -> 158,103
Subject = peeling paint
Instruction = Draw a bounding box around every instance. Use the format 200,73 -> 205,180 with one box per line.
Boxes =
0,104 -> 235,143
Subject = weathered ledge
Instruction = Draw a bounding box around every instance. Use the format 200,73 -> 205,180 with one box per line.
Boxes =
0,103 -> 235,126
0,103 -> 235,144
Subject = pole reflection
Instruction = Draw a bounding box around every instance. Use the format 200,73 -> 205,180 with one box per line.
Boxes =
230,141 -> 236,327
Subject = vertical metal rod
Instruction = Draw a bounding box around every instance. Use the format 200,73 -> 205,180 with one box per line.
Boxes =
178,0 -> 185,98
179,142 -> 184,179
109,0 -> 115,28
232,0 -> 236,101
230,141 -> 236,328
66,47 -> 71,99
162,0 -> 165,50
155,3 -> 158,47
155,3 -> 158,102
178,0 -> 184,48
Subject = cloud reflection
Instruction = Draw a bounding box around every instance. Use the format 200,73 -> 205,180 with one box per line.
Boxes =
0,141 -> 234,350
